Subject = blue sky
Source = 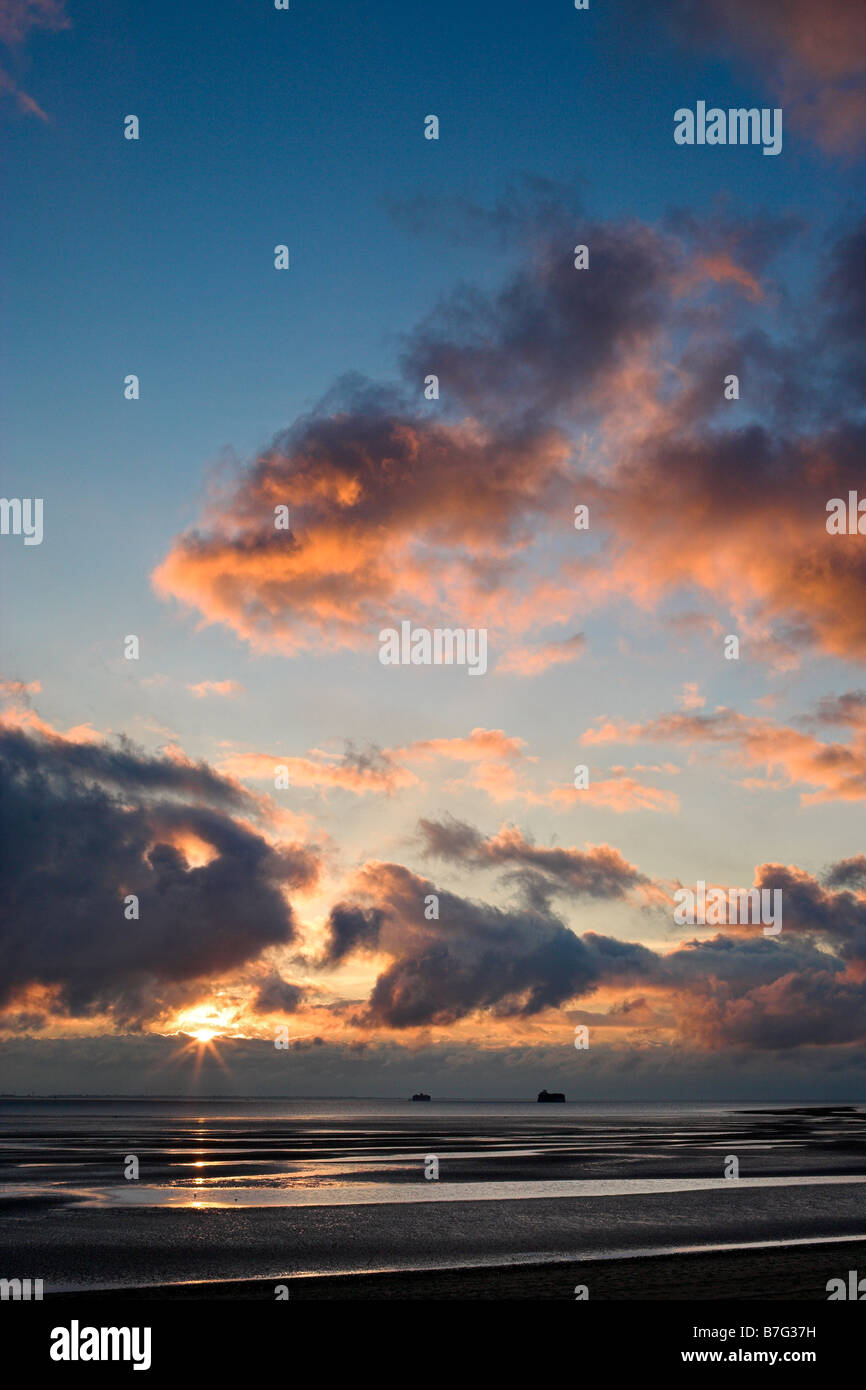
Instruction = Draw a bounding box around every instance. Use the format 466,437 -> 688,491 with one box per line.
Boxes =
2,0 -> 866,1095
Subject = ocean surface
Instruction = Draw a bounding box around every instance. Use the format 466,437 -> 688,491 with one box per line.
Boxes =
1,1099 -> 865,1295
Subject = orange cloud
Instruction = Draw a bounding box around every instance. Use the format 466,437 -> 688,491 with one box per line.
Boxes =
674,251 -> 764,302
187,679 -> 244,699
572,419 -> 866,664
677,683 -> 705,711
219,749 -> 418,796
582,705 -> 866,804
0,703 -> 101,744
400,727 -> 527,763
550,776 -> 680,815
0,679 -> 41,696
153,412 -> 572,655
218,728 -> 529,800
497,633 -> 585,676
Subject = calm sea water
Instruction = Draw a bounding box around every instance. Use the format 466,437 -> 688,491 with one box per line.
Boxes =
2,1097 -> 865,1201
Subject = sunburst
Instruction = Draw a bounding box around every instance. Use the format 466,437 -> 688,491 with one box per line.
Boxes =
161,1008 -> 239,1080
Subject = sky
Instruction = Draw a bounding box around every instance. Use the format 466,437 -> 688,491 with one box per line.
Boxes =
2,0 -> 866,1098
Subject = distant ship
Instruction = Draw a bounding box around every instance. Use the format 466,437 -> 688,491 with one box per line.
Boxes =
411,1092 -> 431,1101
537,1089 -> 565,1103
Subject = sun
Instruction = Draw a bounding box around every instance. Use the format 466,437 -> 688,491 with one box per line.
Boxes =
173,1006 -> 237,1043
161,1008 -> 238,1082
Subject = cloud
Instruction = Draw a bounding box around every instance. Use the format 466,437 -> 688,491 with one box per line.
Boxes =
497,633 -> 585,676
0,0 -> 70,121
581,704 -> 866,805
385,174 -> 587,249
548,774 -> 680,816
823,219 -> 866,391
0,0 -> 68,44
321,904 -> 388,966
574,418 -> 866,664
418,816 -> 651,903
218,742 -> 418,796
187,679 -> 244,699
809,691 -> 866,729
250,972 -> 306,1016
400,217 -> 679,429
315,826 -> 660,1027
0,678 -> 41,699
338,852 -> 861,1037
6,1029 -> 866,1098
153,197 -> 866,669
297,812 -> 866,1045
822,855 -> 866,890
663,0 -> 866,153
749,862 -> 866,966
680,972 -> 866,1050
678,683 -> 705,711
399,728 -> 527,764
0,722 -> 320,1027
218,728 -> 529,802
5,721 -> 864,1053
348,860 -> 659,1028
153,392 -> 573,655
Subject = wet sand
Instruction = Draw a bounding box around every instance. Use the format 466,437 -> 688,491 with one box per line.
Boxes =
7,1183 -> 866,1294
45,1238 -> 866,1300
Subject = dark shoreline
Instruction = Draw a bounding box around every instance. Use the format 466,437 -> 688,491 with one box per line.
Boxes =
45,1239 -> 866,1301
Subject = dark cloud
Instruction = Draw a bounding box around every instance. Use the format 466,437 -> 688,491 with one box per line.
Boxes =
340,860 -> 657,1027
322,823 -> 866,1044
5,1031 -> 866,1099
823,855 -> 866,890
752,863 -> 866,966
321,904 -> 387,966
251,972 -> 305,1015
0,726 -> 319,1027
418,815 -> 649,909
682,972 -> 866,1050
1,723 -> 252,809
823,217 -> 866,388
400,218 -> 675,427
1,1010 -> 47,1033
809,691 -> 866,729
660,932 -> 840,990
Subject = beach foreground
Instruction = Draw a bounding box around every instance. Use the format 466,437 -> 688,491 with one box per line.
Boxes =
2,1100 -> 864,1301
43,1239 -> 866,1300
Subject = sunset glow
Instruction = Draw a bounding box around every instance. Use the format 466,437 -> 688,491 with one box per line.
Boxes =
2,0 -> 865,1106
